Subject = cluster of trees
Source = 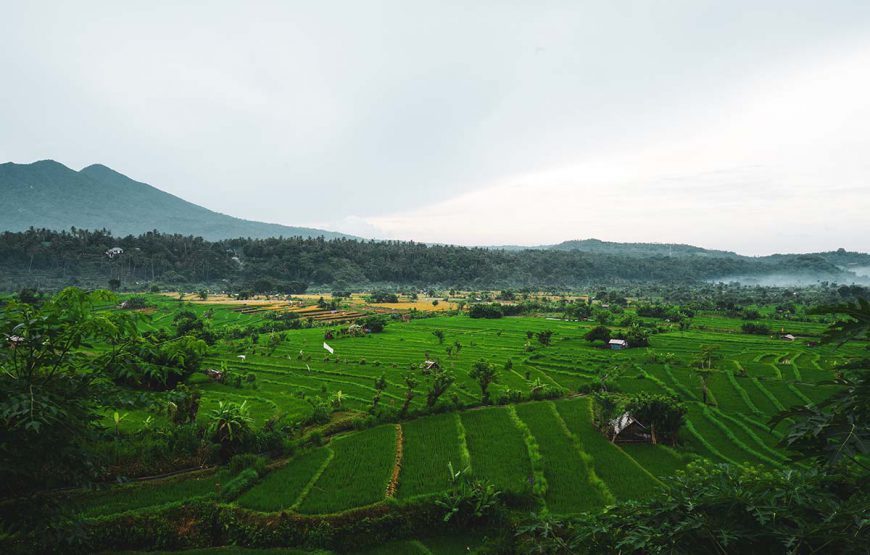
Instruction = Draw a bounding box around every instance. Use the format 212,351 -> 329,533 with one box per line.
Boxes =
635,303 -> 693,321
468,303 -> 507,319
741,322 -> 772,335
593,392 -> 687,445
1,228 -> 860,291
583,325 -> 651,348
367,291 -> 399,303
0,289 -> 134,494
107,334 -> 207,390
0,288 -> 271,499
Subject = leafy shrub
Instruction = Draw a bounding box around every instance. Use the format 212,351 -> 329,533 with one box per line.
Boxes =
742,322 -> 771,335
515,462 -> 869,554
436,462 -> 503,525
362,315 -> 389,333
207,400 -> 254,459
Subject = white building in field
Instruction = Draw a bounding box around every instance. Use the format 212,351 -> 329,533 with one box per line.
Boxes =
609,339 -> 628,350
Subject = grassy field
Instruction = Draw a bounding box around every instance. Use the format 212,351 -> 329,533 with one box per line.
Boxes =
297,424 -> 396,514
74,295 -> 861,521
514,401 -> 607,513
71,469 -> 227,518
237,448 -> 331,512
460,407 -> 533,494
397,412 -> 465,499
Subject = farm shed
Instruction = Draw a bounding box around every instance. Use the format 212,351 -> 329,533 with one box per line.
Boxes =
421,360 -> 441,373
609,339 -> 628,350
6,335 -> 24,348
781,334 -> 796,341
609,412 -> 649,443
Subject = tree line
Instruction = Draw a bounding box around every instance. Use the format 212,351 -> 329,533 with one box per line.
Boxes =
0,227 -> 857,291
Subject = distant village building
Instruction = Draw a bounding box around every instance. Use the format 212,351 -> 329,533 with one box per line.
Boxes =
608,412 -> 649,443
421,360 -> 441,373
608,339 -> 628,350
105,247 -> 124,259
6,335 -> 25,349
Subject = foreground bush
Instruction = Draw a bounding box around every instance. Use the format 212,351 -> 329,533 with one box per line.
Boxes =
515,461 -> 869,554
3,497 -> 504,554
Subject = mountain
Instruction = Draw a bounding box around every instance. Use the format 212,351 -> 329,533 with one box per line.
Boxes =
0,160 -> 355,240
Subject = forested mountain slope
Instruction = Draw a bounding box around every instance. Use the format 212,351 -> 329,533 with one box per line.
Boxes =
0,160 -> 353,240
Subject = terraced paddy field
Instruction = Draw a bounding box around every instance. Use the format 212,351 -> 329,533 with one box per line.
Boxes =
78,297 -> 863,523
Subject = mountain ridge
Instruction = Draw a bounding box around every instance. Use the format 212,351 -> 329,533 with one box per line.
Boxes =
0,160 -> 355,241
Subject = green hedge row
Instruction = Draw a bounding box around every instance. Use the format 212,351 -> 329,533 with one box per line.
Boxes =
15,498 -> 491,554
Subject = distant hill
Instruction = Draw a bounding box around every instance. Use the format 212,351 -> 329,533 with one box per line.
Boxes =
489,238 -> 738,257
0,160 -> 355,240
546,238 -> 739,257
492,239 -> 870,267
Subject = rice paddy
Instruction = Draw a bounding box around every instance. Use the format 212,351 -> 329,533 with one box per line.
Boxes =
76,295 -> 858,520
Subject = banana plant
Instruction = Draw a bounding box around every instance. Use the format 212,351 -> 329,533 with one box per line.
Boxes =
112,410 -> 128,437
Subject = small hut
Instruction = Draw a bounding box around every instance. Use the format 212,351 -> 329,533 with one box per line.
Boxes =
421,360 -> 441,373
609,339 -> 628,350
205,368 -> 224,381
6,335 -> 24,349
608,412 -> 649,443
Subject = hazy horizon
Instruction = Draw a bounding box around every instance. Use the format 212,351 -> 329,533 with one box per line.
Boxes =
2,2 -> 869,255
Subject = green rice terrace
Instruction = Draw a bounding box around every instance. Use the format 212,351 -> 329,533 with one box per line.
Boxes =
2,290 -> 867,554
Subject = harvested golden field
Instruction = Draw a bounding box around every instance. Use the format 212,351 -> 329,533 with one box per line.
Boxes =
370,300 -> 457,312
158,293 -> 295,306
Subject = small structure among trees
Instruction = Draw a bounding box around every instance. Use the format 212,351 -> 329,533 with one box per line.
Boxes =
609,338 -> 628,350
421,359 -> 441,373
609,412 -> 649,443
593,391 -> 686,445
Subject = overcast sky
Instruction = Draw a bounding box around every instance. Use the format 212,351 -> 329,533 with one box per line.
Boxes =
1,1 -> 869,255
